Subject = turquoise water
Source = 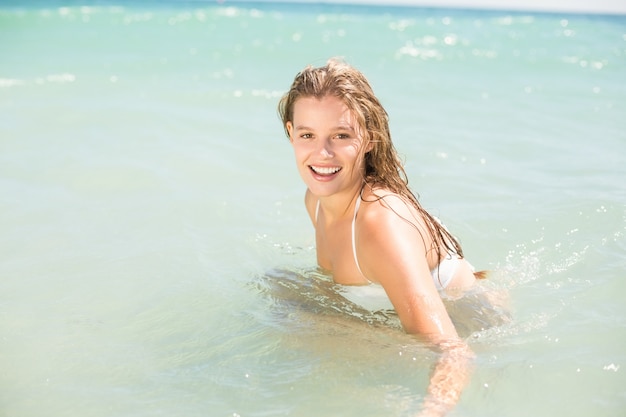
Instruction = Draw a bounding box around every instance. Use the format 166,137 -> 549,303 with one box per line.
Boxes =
1,1 -> 625,416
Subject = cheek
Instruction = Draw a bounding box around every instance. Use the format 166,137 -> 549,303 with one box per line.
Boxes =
339,143 -> 365,172
291,143 -> 307,162
350,142 -> 366,162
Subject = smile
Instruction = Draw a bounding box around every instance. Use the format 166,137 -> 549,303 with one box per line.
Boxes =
310,165 -> 342,175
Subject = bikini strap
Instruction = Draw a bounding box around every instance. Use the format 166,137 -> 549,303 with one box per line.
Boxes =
351,195 -> 369,281
318,193 -> 369,282
315,199 -> 320,223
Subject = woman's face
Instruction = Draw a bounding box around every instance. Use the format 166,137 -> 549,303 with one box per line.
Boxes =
286,95 -> 369,198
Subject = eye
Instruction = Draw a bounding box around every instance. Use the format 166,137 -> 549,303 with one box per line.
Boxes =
335,133 -> 351,140
300,133 -> 313,139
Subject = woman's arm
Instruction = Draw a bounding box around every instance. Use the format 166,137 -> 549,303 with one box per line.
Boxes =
357,197 -> 473,416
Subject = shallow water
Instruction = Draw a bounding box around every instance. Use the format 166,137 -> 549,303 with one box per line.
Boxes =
1,1 -> 625,416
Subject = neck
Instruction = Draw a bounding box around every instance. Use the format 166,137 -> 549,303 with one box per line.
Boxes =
316,182 -> 363,223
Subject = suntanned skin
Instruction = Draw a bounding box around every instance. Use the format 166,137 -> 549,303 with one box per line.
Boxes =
287,95 -> 476,416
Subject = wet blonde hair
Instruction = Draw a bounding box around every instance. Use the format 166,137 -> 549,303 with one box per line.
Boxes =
278,58 -> 468,264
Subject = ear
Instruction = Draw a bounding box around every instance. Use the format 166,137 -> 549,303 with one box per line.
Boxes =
286,121 -> 294,142
364,139 -> 374,153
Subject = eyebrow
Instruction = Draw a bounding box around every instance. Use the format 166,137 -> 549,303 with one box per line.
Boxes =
294,124 -> 356,131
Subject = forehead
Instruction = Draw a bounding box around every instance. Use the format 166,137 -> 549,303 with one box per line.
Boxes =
292,95 -> 356,126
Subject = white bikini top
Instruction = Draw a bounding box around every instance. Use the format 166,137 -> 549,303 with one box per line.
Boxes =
314,196 -> 464,296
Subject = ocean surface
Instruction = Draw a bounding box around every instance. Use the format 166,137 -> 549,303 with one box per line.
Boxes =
1,1 -> 625,416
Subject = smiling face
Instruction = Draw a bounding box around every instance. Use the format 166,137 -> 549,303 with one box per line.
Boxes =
286,95 -> 369,199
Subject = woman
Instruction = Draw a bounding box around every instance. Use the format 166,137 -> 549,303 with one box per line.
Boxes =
278,58 -> 486,416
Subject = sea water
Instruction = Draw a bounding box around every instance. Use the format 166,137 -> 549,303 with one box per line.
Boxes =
1,1 -> 625,416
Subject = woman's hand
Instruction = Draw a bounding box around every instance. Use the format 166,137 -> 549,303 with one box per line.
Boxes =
415,337 -> 475,417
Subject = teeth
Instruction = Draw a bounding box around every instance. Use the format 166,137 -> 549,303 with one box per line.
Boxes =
311,166 -> 341,175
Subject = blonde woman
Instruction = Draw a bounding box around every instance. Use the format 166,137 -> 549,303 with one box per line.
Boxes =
278,58 -> 490,416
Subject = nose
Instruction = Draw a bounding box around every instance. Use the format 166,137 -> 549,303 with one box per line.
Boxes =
316,138 -> 333,158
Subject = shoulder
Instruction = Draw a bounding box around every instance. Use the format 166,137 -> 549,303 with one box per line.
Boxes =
358,188 -> 430,238
355,187 -> 436,270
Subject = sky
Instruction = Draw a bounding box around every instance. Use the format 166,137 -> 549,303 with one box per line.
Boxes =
268,0 -> 626,15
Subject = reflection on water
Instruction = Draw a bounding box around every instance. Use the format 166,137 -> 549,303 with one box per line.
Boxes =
253,267 -> 402,330
254,267 -> 513,339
